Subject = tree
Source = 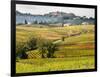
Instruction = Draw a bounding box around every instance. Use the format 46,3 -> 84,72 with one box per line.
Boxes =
46,41 -> 58,58
27,37 -> 37,50
89,17 -> 94,20
34,20 -> 37,24
16,36 -> 38,59
83,16 -> 87,19
37,39 -> 58,58
61,36 -> 65,41
25,19 -> 28,24
37,39 -> 47,58
16,42 -> 28,59
38,43 -> 46,58
60,17 -> 64,27
62,20 -> 64,27
21,46 -> 28,59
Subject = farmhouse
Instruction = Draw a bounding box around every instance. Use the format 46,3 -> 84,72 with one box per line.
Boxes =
64,23 -> 72,26
82,22 -> 89,25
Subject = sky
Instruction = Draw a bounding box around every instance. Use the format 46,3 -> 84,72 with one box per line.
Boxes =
16,4 -> 95,18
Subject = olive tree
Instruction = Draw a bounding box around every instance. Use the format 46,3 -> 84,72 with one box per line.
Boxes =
37,39 -> 58,58
27,37 -> 37,50
46,42 -> 58,58
16,42 -> 28,59
37,39 -> 47,58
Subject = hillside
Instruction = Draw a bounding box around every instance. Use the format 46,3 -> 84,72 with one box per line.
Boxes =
16,24 -> 95,73
16,11 -> 95,25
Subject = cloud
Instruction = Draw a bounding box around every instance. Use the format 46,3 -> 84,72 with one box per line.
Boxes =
16,4 -> 95,18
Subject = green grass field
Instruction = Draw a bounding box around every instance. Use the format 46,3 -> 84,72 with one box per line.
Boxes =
16,56 -> 94,73
16,24 -> 95,73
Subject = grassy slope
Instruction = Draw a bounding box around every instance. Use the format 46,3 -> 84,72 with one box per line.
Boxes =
26,33 -> 94,58
16,25 -> 94,42
16,25 -> 95,73
16,56 -> 94,73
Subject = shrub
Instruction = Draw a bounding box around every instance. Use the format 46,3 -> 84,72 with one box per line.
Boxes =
37,38 -> 47,58
27,37 -> 37,50
16,42 -> 28,59
61,36 -> 65,41
37,39 -> 58,58
16,37 -> 59,59
46,41 -> 58,58
16,36 -> 38,59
